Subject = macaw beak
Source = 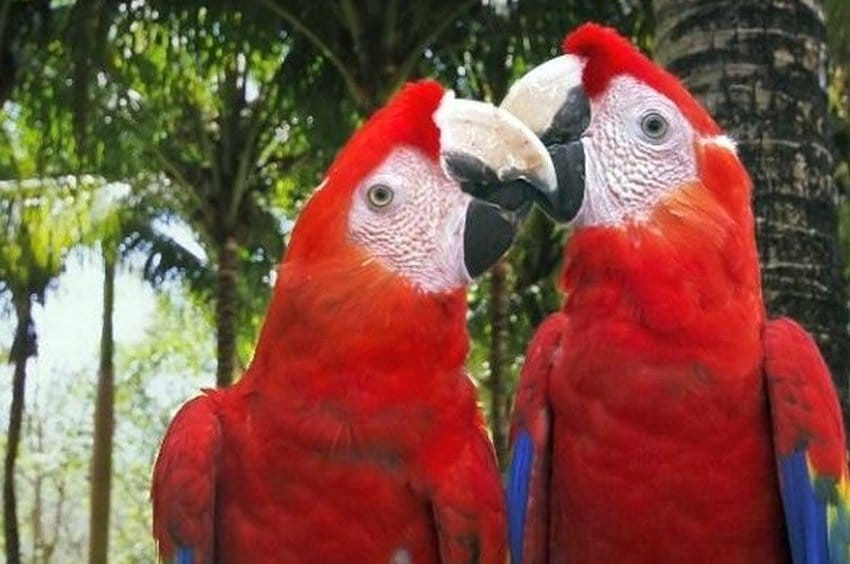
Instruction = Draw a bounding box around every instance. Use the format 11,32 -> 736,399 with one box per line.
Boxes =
434,92 -> 559,277
500,54 -> 590,223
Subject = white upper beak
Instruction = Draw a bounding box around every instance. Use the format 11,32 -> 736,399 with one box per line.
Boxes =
434,91 -> 557,196
500,54 -> 585,137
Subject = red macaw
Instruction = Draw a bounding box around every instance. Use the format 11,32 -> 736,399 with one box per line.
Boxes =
497,23 -> 850,563
150,80 -> 558,563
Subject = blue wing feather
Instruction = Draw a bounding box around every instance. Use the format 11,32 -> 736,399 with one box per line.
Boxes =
174,547 -> 193,564
779,450 -> 829,564
765,318 -> 850,564
507,429 -> 533,564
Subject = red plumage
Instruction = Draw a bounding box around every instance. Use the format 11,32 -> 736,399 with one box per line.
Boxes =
764,318 -> 847,478
510,24 -> 850,563
152,81 -> 505,563
514,143 -> 788,562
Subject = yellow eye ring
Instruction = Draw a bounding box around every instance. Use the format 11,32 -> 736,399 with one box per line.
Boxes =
367,184 -> 394,208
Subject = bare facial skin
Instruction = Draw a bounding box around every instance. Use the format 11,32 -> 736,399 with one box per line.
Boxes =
348,146 -> 473,293
576,76 -> 698,227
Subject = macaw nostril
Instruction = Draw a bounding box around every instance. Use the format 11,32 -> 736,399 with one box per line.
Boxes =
540,86 -> 591,146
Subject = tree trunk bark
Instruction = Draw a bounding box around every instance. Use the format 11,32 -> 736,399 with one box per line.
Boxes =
4,294 -> 35,564
215,235 -> 239,387
488,259 -> 511,466
88,246 -> 116,564
654,0 -> 850,411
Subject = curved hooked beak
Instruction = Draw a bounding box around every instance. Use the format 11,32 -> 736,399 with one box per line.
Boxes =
434,92 -> 558,277
500,54 -> 590,223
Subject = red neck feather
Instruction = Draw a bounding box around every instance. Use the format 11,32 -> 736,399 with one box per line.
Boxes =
560,143 -> 763,362
242,242 -> 469,412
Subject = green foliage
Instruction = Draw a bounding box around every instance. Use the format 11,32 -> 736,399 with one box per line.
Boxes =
255,0 -> 481,112
0,178 -> 94,304
99,4 -> 345,373
109,2 -> 332,233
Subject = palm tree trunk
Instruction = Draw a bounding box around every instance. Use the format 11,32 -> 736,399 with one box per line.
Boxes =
215,235 -> 239,387
655,0 -> 850,412
4,293 -> 35,564
488,259 -> 511,466
88,246 -> 116,564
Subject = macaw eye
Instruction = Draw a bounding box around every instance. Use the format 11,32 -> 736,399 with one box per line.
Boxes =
367,184 -> 394,208
640,112 -> 668,141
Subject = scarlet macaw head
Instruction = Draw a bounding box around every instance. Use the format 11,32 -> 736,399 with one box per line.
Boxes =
499,23 -> 748,229
285,80 -> 555,293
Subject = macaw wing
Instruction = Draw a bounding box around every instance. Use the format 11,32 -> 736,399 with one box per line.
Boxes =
764,317 -> 850,564
151,395 -> 221,564
425,419 -> 507,564
507,313 -> 565,564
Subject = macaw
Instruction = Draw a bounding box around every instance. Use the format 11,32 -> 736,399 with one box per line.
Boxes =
151,80 -> 558,563
496,23 -> 850,563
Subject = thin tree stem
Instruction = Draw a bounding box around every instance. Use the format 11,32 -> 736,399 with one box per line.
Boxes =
88,245 -> 116,564
488,259 -> 511,466
216,235 -> 239,387
4,295 -> 34,564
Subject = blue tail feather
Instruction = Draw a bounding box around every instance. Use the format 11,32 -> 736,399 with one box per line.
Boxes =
779,450 -> 829,564
175,546 -> 193,564
507,429 -> 533,564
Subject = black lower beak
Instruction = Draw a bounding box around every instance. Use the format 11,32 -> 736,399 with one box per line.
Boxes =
463,199 -> 519,278
459,146 -> 584,224
543,141 -> 585,222
461,178 -> 535,215
533,84 -> 590,222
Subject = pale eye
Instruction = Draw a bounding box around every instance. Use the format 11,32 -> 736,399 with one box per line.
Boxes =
366,184 -> 394,209
640,112 -> 669,141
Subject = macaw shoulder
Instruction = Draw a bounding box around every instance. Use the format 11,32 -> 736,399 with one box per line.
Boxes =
151,393 -> 224,562
763,317 -> 845,470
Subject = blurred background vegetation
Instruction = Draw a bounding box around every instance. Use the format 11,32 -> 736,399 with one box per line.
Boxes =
0,0 -> 847,562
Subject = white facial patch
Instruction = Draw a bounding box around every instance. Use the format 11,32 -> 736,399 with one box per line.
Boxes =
575,75 -> 699,227
348,147 -> 472,293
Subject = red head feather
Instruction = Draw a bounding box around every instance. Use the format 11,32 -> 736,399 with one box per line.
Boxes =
250,79 -> 467,381
326,80 -> 444,187
248,79 -> 469,389
285,80 -> 445,263
563,23 -> 721,136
